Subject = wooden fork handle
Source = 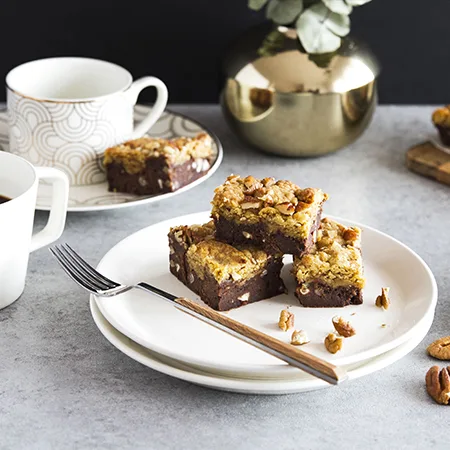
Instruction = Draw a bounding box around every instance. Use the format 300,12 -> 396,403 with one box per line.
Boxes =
175,297 -> 347,384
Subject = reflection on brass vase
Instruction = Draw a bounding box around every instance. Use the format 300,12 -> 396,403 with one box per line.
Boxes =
220,24 -> 380,157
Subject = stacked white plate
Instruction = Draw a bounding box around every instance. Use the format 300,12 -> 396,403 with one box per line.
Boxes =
91,212 -> 437,394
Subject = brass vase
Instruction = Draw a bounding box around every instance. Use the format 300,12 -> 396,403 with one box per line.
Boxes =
220,24 -> 379,157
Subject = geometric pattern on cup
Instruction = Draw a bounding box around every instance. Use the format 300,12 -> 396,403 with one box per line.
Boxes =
7,90 -> 133,186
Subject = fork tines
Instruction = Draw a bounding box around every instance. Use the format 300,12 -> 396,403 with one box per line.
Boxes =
50,244 -> 119,293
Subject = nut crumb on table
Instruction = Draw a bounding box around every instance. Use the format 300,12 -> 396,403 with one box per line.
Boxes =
278,309 -> 294,331
426,365 -> 450,405
375,287 -> 390,310
291,330 -> 310,346
332,316 -> 356,337
324,333 -> 343,354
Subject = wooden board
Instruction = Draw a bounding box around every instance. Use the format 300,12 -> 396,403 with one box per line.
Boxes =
406,141 -> 450,186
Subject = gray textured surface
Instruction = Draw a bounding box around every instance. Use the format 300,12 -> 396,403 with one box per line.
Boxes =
1,105 -> 448,449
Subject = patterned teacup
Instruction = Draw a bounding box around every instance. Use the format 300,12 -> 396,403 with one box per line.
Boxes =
6,57 -> 168,186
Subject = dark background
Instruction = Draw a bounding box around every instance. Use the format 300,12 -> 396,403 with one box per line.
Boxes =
0,1 -> 446,104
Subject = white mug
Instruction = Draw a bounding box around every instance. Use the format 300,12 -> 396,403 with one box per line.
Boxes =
0,152 -> 69,309
6,57 -> 168,186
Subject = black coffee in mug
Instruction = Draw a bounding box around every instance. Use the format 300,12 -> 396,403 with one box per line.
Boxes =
0,195 -> 11,204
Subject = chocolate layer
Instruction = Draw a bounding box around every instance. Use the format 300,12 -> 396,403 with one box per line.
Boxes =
213,209 -> 321,256
436,125 -> 450,146
295,280 -> 363,308
106,156 -> 210,196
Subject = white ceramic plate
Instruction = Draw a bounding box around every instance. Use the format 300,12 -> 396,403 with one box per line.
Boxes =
90,297 -> 434,394
95,211 -> 437,378
0,105 -> 223,212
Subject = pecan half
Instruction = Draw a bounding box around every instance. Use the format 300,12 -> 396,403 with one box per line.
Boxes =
291,329 -> 310,346
278,309 -> 294,331
375,287 -> 390,310
426,366 -> 450,405
332,316 -> 356,338
324,333 -> 343,354
427,336 -> 450,360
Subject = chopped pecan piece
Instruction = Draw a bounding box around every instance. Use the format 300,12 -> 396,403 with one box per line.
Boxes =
343,228 -> 359,242
426,366 -> 450,405
275,202 -> 295,215
332,316 -> 356,338
427,336 -> 450,361
291,329 -> 310,346
278,309 -> 294,331
375,287 -> 390,310
240,196 -> 261,209
324,333 -> 343,354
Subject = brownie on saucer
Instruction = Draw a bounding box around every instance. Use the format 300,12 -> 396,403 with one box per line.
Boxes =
211,175 -> 328,256
293,218 -> 365,307
168,221 -> 286,311
104,133 -> 213,195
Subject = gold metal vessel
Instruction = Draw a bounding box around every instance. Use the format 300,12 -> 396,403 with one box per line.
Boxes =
221,24 -> 379,157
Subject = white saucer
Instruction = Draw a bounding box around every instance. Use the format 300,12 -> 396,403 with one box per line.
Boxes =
0,105 -> 223,212
90,297 -> 433,394
95,211 -> 437,379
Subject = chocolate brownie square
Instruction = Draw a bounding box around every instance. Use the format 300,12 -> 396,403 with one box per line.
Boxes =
168,221 -> 286,311
211,175 -> 328,256
104,133 -> 213,195
293,218 -> 364,307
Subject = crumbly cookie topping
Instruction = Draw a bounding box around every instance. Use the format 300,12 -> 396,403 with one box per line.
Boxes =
293,218 -> 365,288
104,132 -> 212,174
432,106 -> 450,128
171,221 -> 271,283
211,175 -> 328,240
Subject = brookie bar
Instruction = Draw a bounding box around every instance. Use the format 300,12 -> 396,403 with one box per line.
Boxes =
104,132 -> 213,195
168,221 -> 286,311
211,175 -> 328,256
293,217 -> 365,307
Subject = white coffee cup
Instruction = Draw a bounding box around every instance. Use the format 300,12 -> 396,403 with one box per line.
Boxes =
6,57 -> 168,186
0,152 -> 69,309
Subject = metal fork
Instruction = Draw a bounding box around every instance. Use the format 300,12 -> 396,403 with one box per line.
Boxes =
50,243 -> 347,385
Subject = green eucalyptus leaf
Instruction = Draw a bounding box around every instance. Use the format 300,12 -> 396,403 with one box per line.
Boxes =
346,0 -> 372,5
248,0 -> 270,11
322,0 -> 352,15
266,0 -> 304,25
326,11 -> 350,36
296,3 -> 349,53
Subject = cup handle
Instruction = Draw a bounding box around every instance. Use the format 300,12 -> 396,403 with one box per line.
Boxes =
125,76 -> 168,139
30,167 -> 69,253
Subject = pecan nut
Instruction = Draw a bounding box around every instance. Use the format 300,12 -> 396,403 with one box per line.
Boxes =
375,287 -> 390,310
324,333 -> 343,354
278,309 -> 294,331
332,316 -> 356,338
240,196 -> 261,210
275,202 -> 295,215
427,336 -> 450,360
291,329 -> 310,346
426,366 -> 450,405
